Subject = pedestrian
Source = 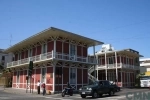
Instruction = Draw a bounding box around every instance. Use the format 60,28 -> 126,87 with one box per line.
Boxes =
37,80 -> 41,94
42,82 -> 46,96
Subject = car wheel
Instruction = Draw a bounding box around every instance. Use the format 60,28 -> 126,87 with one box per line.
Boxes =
81,95 -> 86,98
92,91 -> 98,98
109,90 -> 114,96
99,94 -> 103,97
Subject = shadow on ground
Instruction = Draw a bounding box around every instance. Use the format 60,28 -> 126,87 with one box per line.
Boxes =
82,94 -> 120,99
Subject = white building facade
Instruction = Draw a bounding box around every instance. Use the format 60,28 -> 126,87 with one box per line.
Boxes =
140,58 -> 150,75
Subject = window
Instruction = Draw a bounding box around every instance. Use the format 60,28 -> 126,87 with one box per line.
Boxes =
12,57 -> 15,61
42,44 -> 47,53
126,58 -> 129,64
28,49 -> 32,57
70,68 -> 76,84
70,44 -> 76,56
41,68 -> 46,83
18,53 -> 21,60
17,71 -> 20,83
109,57 -> 113,64
1,56 -> 5,60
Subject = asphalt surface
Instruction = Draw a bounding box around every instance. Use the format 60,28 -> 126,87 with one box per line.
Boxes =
0,88 -> 150,100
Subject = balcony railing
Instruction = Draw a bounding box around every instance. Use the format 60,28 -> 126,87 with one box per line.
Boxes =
140,62 -> 150,67
7,51 -> 97,68
97,63 -> 139,70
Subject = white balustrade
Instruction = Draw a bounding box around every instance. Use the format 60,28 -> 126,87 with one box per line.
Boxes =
97,63 -> 140,70
7,51 -> 97,68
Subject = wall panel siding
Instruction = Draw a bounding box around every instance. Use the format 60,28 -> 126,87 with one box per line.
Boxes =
117,56 -> 120,63
63,43 -> 69,54
24,50 -> 28,58
46,85 -> 53,91
56,41 -> 62,52
121,57 -> 124,63
20,71 -> 23,83
47,67 -> 53,84
77,46 -> 82,56
77,69 -> 82,84
63,67 -> 69,84
124,57 -> 126,64
15,54 -> 18,61
82,47 -> 87,57
35,68 -> 41,83
37,46 -> 41,55
83,69 -> 88,84
13,72 -> 17,83
21,52 -> 24,59
47,41 -> 54,52
23,70 -> 27,88
32,47 -> 36,56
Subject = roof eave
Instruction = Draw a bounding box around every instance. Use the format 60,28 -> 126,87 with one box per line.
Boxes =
4,27 -> 104,53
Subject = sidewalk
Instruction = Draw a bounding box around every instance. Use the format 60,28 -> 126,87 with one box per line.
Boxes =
1,87 -> 79,97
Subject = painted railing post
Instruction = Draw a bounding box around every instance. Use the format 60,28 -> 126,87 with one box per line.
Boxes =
40,54 -> 42,60
18,60 -> 19,65
86,57 -> 88,63
74,55 -> 75,61
52,50 -> 56,58
52,50 -> 53,58
29,57 -> 31,62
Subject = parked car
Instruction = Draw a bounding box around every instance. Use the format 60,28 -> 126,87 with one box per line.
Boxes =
109,81 -> 121,92
78,80 -> 116,98
112,84 -> 120,92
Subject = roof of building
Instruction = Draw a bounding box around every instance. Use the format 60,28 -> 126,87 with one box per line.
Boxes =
4,27 -> 104,53
90,48 -> 143,57
0,49 -> 4,53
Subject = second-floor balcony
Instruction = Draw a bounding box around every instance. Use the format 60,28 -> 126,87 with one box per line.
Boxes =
97,63 -> 139,70
7,50 -> 97,68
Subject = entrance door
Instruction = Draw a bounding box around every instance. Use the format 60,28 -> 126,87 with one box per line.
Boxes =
70,68 -> 76,90
41,68 -> 46,83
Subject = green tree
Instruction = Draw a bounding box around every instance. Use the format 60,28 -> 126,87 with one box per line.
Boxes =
0,64 -> 4,74
135,73 -> 145,87
28,61 -> 33,76
0,64 -> 4,70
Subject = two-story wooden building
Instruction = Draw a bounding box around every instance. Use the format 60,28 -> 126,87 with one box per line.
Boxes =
89,44 -> 143,87
4,27 -> 104,93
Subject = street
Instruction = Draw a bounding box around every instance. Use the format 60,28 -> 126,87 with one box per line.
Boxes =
0,88 -> 150,100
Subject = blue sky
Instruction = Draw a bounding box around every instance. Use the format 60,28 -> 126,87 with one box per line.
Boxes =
0,0 -> 150,58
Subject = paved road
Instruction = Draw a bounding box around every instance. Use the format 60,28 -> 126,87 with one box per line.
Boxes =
0,88 -> 150,100
0,90 -> 46,100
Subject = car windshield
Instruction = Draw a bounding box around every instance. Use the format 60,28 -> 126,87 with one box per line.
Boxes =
140,76 -> 150,80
